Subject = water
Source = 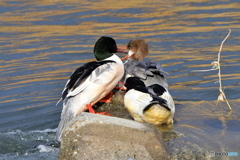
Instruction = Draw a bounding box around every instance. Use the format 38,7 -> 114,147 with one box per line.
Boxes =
0,129 -> 58,160
0,0 -> 240,159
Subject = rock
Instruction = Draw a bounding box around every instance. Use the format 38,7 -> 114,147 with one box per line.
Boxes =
58,112 -> 169,160
95,90 -> 133,119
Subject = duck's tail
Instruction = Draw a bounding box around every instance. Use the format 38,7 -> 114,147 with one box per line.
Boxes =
56,98 -> 76,142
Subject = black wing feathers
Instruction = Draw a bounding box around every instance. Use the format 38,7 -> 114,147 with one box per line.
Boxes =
147,84 -> 166,97
143,84 -> 169,112
62,60 -> 115,100
143,96 -> 169,113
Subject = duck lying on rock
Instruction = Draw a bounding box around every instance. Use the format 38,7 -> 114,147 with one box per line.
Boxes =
56,36 -> 125,141
121,39 -> 168,89
124,77 -> 175,125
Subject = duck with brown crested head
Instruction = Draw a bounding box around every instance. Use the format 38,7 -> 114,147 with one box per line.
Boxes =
126,39 -> 149,61
121,39 -> 168,89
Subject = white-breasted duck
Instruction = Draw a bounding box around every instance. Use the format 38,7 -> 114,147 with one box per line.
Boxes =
56,36 -> 125,141
124,77 -> 175,125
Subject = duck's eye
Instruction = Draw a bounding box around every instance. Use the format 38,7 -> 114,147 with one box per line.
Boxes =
127,44 -> 133,49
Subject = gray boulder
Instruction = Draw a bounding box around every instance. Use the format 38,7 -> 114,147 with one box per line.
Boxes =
58,112 -> 169,160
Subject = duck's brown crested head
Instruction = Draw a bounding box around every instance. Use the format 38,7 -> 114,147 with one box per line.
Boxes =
127,39 -> 148,61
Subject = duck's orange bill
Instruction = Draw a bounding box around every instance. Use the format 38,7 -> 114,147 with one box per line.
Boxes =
121,55 -> 129,61
116,47 -> 127,53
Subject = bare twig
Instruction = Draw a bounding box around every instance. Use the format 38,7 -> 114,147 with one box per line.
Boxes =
216,29 -> 232,111
192,29 -> 232,111
191,68 -> 218,72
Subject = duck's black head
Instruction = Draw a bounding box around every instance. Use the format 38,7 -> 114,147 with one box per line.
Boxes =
93,36 -> 118,61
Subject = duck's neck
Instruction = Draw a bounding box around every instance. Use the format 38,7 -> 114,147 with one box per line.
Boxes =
94,51 -> 113,61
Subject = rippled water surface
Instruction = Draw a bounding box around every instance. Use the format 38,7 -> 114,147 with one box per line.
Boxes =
0,0 -> 239,159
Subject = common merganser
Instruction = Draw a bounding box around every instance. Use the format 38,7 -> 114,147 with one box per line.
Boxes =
56,36 -> 125,141
122,39 -> 168,89
124,77 -> 175,125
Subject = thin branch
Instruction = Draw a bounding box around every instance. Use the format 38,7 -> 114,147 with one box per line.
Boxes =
192,29 -> 232,111
217,29 -> 231,94
217,29 -> 232,111
191,68 -> 218,72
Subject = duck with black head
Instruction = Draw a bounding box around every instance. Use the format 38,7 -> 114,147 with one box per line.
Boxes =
56,36 -> 125,141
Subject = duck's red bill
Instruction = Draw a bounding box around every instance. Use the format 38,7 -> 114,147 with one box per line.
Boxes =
117,47 -> 127,53
121,55 -> 129,61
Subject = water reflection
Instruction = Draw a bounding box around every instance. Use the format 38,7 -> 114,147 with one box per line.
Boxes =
0,0 -> 239,159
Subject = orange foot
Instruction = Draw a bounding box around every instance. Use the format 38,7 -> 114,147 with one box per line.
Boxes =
114,87 -> 126,91
99,91 -> 113,103
87,104 -> 95,113
114,82 -> 126,90
87,104 -> 110,116
96,112 -> 110,116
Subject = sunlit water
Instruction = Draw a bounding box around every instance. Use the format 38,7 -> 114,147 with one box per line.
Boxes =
0,0 -> 239,159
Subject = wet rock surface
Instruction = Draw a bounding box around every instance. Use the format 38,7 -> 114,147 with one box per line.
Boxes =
95,90 -> 131,118
58,112 -> 170,160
